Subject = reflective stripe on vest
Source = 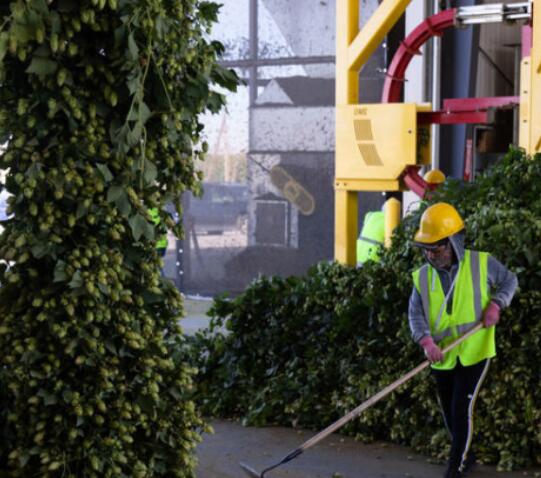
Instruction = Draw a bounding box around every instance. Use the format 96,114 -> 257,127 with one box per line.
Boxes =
412,250 -> 494,370
359,236 -> 383,246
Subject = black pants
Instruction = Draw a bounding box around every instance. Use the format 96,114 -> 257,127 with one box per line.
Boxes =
432,358 -> 491,471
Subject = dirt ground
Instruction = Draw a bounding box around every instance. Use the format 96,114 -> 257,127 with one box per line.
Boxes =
196,419 -> 535,478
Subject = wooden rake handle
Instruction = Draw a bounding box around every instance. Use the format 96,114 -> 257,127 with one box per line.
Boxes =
298,322 -> 484,452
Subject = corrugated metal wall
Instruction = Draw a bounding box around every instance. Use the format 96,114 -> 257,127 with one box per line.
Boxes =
476,21 -> 521,97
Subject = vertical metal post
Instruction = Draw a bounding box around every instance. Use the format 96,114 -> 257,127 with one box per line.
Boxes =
529,0 -> 541,153
440,0 -> 480,179
335,190 -> 358,265
384,197 -> 401,248
336,0 -> 360,106
335,0 -> 360,265
180,194 -> 192,293
519,25 -> 531,151
513,44 -> 521,146
249,0 -> 258,107
430,0 -> 441,171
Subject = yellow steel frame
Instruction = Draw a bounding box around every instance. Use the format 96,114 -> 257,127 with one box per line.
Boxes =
335,0 -> 412,106
519,0 -> 541,153
335,0 -> 412,265
519,57 -> 531,149
336,0 -> 541,266
384,198 -> 401,248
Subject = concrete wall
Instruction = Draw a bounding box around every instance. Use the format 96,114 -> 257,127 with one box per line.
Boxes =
260,0 -> 335,57
247,151 -> 334,256
251,107 -> 334,152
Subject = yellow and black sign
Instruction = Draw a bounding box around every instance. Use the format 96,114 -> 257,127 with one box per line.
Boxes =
270,166 -> 315,216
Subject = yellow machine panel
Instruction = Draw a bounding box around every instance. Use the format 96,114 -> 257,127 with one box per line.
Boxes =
336,103 -> 431,188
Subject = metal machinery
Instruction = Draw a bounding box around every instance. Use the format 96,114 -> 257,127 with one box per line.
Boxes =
335,0 -> 540,265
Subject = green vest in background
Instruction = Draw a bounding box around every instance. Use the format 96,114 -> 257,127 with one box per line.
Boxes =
357,211 -> 385,265
149,208 -> 168,250
412,250 -> 493,370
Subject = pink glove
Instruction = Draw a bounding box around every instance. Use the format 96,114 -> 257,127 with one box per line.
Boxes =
419,336 -> 443,363
483,301 -> 501,327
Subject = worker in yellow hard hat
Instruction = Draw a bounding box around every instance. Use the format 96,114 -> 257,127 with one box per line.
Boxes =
408,203 -> 517,478
423,169 -> 446,186
356,210 -> 385,266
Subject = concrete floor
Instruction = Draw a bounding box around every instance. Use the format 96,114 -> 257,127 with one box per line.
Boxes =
181,297 -> 214,335
185,299 -> 539,478
196,419 -> 535,478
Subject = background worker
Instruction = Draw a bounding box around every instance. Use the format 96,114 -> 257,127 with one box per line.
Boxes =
149,208 -> 169,257
408,203 -> 517,478
424,168 -> 446,187
356,210 -> 385,266
404,169 -> 447,217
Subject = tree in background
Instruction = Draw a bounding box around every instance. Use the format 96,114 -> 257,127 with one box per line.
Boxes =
0,0 -> 237,476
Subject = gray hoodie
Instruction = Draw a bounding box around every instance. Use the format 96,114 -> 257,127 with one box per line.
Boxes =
408,232 -> 518,343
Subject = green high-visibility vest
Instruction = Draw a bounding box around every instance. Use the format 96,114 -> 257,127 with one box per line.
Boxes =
149,208 -> 168,249
357,211 -> 385,265
412,249 -> 494,370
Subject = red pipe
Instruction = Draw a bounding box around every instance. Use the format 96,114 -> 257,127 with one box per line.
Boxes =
381,9 -> 456,103
418,111 -> 490,125
442,96 -> 519,111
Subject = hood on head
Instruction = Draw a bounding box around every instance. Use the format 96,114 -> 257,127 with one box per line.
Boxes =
448,231 -> 465,262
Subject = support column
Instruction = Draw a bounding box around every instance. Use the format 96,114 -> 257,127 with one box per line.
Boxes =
335,0 -> 360,266
384,197 -> 401,248
439,0 -> 480,178
336,0 -> 360,105
529,0 -> 541,153
519,54 -> 531,151
335,190 -> 358,265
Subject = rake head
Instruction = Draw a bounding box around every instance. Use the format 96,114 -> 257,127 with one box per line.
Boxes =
239,461 -> 263,478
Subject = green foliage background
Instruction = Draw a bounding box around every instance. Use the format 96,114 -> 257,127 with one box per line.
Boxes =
188,149 -> 541,471
0,0 -> 237,476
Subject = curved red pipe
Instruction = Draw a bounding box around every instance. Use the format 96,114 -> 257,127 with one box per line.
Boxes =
380,9 -> 456,197
382,9 -> 456,103
403,166 -> 438,197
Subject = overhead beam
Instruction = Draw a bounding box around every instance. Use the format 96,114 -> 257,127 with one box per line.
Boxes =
348,0 -> 412,73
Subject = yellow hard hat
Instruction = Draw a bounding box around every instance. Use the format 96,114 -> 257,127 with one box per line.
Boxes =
423,169 -> 446,185
414,203 -> 464,244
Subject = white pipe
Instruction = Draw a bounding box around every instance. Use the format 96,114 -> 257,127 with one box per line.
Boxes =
431,1 -> 441,170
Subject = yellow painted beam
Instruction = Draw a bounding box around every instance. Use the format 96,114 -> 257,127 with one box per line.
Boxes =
529,0 -> 541,153
519,57 -> 531,151
335,179 -> 402,191
335,0 -> 359,265
348,0 -> 412,73
384,198 -> 401,248
336,0 -> 360,105
335,190 -> 358,265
